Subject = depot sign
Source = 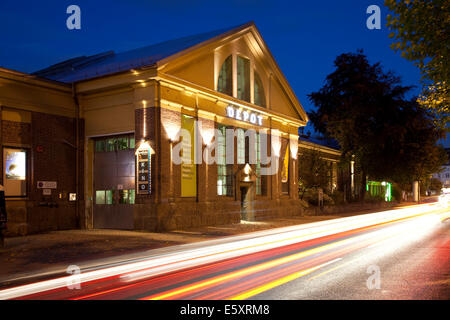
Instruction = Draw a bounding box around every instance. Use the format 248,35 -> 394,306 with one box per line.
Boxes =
226,105 -> 263,126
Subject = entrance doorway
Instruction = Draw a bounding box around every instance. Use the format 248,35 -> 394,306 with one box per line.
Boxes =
240,182 -> 254,221
240,186 -> 250,221
93,134 -> 135,229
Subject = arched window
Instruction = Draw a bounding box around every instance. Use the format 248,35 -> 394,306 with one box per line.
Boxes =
217,55 -> 232,96
237,56 -> 250,102
254,71 -> 266,107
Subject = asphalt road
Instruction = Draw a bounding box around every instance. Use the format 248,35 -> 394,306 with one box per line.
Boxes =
0,202 -> 448,300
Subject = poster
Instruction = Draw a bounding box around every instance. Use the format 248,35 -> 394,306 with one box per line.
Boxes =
5,149 -> 26,180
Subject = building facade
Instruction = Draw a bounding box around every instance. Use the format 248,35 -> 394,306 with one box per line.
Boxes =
432,148 -> 450,188
1,23 -> 309,235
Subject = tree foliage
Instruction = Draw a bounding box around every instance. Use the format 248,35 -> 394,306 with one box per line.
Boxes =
308,51 -> 447,192
298,148 -> 331,199
385,0 -> 450,129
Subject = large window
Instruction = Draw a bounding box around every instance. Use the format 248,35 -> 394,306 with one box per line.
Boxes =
95,134 -> 135,152
217,55 -> 267,107
255,133 -> 262,195
254,72 -> 266,107
3,147 -> 27,197
237,56 -> 250,102
217,125 -> 233,196
217,55 -> 233,96
237,128 -> 245,165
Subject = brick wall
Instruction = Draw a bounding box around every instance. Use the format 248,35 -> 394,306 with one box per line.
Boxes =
2,110 -> 84,236
133,106 -> 305,232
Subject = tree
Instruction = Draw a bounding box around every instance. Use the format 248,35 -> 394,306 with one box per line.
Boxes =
430,177 -> 443,193
308,51 -> 446,199
385,0 -> 449,129
298,148 -> 330,200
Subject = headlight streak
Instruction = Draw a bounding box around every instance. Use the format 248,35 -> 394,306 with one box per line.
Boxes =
142,214 -> 442,300
0,203 -> 445,300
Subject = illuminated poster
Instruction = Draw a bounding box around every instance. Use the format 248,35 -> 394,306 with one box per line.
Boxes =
181,115 -> 197,197
281,145 -> 289,183
3,148 -> 27,197
5,149 -> 26,180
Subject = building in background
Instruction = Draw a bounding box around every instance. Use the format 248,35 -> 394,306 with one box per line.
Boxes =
432,148 -> 450,188
1,22 -> 309,235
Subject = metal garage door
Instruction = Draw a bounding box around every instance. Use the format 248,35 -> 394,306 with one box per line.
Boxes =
93,134 -> 135,229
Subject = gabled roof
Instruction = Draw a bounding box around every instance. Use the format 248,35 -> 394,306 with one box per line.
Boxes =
33,23 -> 252,83
299,134 -> 340,151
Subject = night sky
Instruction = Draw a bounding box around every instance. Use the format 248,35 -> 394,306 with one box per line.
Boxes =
2,0 -> 443,143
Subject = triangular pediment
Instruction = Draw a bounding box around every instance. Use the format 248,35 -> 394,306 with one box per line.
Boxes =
157,22 -> 308,124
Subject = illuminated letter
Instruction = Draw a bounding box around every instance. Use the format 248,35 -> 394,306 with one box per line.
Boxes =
226,105 -> 234,118
235,109 -> 242,120
257,115 -> 263,126
243,111 -> 249,122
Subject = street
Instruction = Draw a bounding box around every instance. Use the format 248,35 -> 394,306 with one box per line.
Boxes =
0,203 -> 448,300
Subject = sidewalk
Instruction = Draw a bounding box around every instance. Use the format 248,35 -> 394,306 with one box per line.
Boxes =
0,201 -> 425,289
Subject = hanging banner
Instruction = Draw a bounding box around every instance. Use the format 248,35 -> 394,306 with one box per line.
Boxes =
281,144 -> 289,183
181,115 -> 197,197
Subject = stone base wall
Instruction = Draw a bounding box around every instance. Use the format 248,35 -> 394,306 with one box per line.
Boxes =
133,198 -> 307,232
5,201 -> 81,236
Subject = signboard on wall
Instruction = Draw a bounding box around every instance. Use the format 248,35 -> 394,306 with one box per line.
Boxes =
137,148 -> 151,194
37,181 -> 57,189
3,148 -> 27,197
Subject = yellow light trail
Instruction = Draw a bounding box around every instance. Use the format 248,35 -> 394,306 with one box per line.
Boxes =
145,236 -> 358,300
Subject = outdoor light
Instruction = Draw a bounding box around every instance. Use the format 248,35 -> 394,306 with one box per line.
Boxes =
135,140 -> 154,155
201,129 -> 214,146
271,130 -> 281,157
290,136 -> 298,159
244,163 -> 251,175
162,122 -> 180,142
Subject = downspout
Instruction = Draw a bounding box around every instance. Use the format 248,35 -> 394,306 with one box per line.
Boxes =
72,83 -> 80,228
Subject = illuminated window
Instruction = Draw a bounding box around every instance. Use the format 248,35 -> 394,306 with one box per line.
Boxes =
96,190 -> 106,204
129,189 -> 135,204
95,140 -> 106,152
254,72 -> 266,107
237,128 -> 245,165
217,125 -> 233,196
237,56 -> 250,102
105,190 -> 113,204
119,190 -> 129,204
3,147 -> 27,197
95,134 -> 135,152
217,55 -> 232,96
255,133 -> 262,195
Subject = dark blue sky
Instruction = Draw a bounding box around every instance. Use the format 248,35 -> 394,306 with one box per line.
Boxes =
0,0 -> 425,131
